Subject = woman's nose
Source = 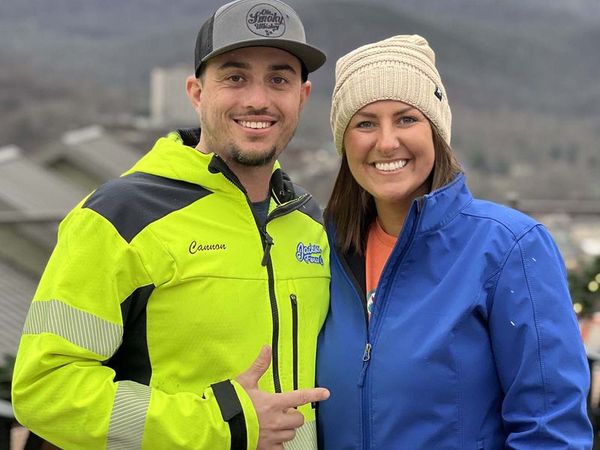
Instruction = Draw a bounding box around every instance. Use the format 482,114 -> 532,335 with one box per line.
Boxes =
376,125 -> 400,155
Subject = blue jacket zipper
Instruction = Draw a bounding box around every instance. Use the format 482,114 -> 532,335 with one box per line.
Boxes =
358,198 -> 424,450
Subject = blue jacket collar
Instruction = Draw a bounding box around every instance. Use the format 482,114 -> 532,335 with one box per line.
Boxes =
417,173 -> 473,234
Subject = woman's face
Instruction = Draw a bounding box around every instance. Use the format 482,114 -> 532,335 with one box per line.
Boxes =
343,100 -> 435,209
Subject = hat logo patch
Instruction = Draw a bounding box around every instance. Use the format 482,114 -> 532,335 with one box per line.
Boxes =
434,86 -> 443,101
246,4 -> 286,37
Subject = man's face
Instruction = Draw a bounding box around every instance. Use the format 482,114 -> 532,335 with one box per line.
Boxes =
192,46 -> 311,168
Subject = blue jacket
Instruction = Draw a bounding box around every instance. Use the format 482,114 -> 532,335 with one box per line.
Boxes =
317,174 -> 592,449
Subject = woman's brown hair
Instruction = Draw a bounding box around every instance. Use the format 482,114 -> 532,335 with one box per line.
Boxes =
324,122 -> 462,255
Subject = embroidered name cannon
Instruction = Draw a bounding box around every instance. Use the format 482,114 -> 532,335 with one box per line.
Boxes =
189,241 -> 227,254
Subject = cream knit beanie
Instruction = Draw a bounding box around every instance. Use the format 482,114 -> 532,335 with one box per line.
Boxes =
331,34 -> 451,154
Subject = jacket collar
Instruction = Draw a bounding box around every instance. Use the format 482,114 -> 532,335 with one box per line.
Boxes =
178,128 -> 295,203
329,174 -> 472,302
417,173 -> 472,234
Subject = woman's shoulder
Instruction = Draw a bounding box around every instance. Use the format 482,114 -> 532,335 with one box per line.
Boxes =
460,197 -> 541,240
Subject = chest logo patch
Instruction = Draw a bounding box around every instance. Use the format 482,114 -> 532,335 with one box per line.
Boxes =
295,242 -> 324,265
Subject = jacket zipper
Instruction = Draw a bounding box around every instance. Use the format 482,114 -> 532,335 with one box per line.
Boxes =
359,199 -> 424,450
358,342 -> 371,387
290,293 -> 299,391
361,343 -> 372,450
368,200 -> 422,340
259,225 -> 281,392
332,248 -> 373,449
329,245 -> 372,448
209,154 -> 312,394
259,195 -> 313,393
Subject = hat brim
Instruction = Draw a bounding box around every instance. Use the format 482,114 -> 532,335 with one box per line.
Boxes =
200,38 -> 326,73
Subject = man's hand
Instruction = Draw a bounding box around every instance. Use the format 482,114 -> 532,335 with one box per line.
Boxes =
236,346 -> 330,450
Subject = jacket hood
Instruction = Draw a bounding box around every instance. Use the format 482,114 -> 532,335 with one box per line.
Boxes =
124,129 -> 290,199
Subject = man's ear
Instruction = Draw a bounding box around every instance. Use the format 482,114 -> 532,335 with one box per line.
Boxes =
299,80 -> 312,111
185,75 -> 202,113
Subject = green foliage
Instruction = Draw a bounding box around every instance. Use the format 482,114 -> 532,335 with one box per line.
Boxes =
0,354 -> 15,402
569,256 -> 600,315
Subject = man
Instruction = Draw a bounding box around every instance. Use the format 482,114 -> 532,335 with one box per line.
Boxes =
11,0 -> 330,448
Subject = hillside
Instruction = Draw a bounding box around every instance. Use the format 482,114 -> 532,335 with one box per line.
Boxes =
1,0 -> 598,201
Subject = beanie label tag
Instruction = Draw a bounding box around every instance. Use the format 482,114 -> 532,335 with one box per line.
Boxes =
434,87 -> 443,101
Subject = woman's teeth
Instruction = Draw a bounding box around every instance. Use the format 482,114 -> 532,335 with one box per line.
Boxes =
374,160 -> 407,171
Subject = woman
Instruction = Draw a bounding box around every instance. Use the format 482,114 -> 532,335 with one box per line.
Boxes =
317,35 -> 592,449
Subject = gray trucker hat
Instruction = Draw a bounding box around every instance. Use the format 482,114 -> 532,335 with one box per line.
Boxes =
194,0 -> 326,77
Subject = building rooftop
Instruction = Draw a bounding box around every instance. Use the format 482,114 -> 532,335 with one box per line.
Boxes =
35,125 -> 141,191
0,145 -> 84,213
0,258 -> 36,359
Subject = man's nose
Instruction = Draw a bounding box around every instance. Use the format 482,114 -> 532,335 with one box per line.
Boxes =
244,82 -> 270,111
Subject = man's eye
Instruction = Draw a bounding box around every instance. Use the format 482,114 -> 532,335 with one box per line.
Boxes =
272,76 -> 287,85
228,75 -> 244,82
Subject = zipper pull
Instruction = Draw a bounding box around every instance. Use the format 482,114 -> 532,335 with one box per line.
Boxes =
362,342 -> 372,362
358,342 -> 372,387
261,228 -> 274,266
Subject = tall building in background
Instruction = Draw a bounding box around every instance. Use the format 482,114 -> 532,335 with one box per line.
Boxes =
150,66 -> 197,127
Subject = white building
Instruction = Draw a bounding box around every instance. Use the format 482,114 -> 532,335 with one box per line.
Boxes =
150,65 -> 197,127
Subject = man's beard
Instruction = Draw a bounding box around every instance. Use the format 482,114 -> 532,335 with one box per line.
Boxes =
229,144 -> 277,167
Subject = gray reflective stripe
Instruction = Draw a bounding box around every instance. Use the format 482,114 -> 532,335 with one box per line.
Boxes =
107,381 -> 151,450
283,420 -> 317,450
23,299 -> 122,359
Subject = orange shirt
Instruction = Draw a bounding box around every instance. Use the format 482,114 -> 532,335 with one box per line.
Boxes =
365,219 -> 397,320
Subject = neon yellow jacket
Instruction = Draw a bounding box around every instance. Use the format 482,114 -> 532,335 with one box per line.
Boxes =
12,130 -> 330,449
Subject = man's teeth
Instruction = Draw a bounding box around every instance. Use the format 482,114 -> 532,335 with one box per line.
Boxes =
238,120 -> 272,129
374,160 -> 407,171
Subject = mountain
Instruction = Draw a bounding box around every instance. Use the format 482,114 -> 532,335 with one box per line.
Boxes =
3,0 -> 599,115
1,0 -> 598,200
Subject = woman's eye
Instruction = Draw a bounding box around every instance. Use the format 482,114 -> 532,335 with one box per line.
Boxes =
356,121 -> 374,129
399,116 -> 417,125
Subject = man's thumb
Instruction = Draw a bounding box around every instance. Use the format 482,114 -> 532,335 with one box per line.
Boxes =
237,345 -> 272,388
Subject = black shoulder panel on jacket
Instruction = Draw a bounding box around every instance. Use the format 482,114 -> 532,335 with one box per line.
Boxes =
83,172 -> 212,242
104,284 -> 154,385
293,183 -> 323,225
